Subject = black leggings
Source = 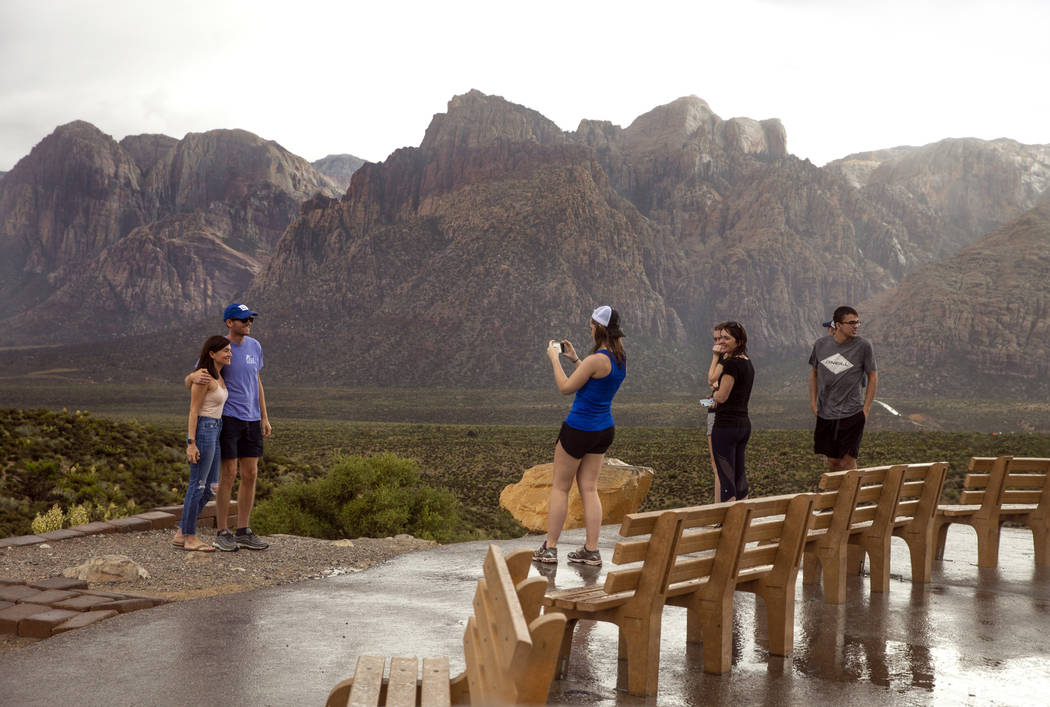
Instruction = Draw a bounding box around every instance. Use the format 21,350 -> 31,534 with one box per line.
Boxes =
711,423 -> 751,501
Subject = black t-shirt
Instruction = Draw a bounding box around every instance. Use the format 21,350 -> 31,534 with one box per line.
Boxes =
713,356 -> 754,428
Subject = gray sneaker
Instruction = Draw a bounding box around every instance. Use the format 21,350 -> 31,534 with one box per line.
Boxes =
212,528 -> 239,552
567,546 -> 602,566
234,527 -> 269,550
532,541 -> 558,563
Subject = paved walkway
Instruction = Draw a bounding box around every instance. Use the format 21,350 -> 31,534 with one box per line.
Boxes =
1,526 -> 1048,705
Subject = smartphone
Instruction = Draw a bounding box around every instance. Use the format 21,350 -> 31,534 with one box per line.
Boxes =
700,397 -> 715,407
550,340 -> 563,353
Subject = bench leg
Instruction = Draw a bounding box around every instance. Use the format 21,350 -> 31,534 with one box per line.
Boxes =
819,545 -> 849,605
616,613 -> 662,697
974,521 -> 1001,569
846,542 -> 865,575
802,551 -> 821,585
756,585 -> 795,656
866,537 -> 893,593
1032,523 -> 1050,566
900,528 -> 934,583
933,517 -> 951,561
554,617 -> 578,680
689,597 -> 734,675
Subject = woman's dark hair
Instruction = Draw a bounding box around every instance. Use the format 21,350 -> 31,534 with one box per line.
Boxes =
196,335 -> 231,380
592,308 -> 626,366
721,321 -> 748,357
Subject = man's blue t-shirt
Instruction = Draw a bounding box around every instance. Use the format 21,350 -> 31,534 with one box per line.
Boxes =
223,337 -> 264,421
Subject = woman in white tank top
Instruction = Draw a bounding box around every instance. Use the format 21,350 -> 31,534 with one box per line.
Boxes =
174,336 -> 232,551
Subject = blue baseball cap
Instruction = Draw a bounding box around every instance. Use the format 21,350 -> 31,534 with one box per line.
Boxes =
223,303 -> 258,321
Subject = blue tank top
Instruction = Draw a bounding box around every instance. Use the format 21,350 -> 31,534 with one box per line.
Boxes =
565,350 -> 626,431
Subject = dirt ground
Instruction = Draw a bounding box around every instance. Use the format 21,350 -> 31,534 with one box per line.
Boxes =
1,528 -> 436,653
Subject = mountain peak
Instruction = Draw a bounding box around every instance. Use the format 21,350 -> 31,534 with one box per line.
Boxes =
419,89 -> 566,152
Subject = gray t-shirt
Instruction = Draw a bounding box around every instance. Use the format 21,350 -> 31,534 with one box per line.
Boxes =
808,335 -> 877,419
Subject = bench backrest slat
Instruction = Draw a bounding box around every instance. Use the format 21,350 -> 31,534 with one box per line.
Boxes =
970,457 -> 1050,473
806,468 -> 861,541
618,502 -> 732,537
606,503 -> 752,597
738,494 -> 815,576
945,457 -> 1013,519
604,509 -> 687,597
894,462 -> 947,521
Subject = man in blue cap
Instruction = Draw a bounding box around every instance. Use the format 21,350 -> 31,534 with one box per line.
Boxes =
188,303 -> 271,551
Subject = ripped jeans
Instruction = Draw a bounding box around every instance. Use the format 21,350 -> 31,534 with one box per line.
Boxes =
181,416 -> 222,535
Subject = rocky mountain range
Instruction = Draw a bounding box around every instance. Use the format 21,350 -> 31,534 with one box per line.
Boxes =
2,91 -> 1048,394
311,154 -> 367,191
864,199 -> 1050,396
0,122 -> 339,342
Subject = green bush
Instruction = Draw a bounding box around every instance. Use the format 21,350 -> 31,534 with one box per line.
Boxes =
1,408 -> 186,536
67,504 -> 91,526
252,453 -> 463,542
30,504 -> 65,534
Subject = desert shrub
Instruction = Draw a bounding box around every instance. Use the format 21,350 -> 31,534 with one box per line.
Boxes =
67,504 -> 91,526
1,408 -> 185,536
252,453 -> 463,542
31,504 -> 65,534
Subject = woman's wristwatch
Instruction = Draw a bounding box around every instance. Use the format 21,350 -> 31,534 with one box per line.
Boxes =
186,438 -> 194,446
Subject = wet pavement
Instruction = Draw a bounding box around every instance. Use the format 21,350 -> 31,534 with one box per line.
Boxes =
1,525 -> 1048,706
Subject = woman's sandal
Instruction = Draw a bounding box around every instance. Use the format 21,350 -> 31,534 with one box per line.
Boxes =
182,541 -> 215,552
172,535 -> 185,547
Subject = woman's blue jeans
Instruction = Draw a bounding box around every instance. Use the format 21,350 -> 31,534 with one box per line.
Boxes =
181,417 -> 222,534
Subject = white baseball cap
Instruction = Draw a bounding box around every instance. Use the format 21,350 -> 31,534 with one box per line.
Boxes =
591,305 -> 612,327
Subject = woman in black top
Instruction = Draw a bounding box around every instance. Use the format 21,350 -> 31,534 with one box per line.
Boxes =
711,321 -> 754,501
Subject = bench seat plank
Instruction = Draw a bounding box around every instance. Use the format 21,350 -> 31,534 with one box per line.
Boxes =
348,655 -> 386,706
420,658 -> 450,707
386,657 -> 419,706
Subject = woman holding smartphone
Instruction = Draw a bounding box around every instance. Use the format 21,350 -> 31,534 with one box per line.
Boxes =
174,335 -> 232,551
533,306 -> 626,566
710,321 -> 754,502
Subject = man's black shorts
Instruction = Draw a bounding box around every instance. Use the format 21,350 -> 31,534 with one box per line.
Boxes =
557,422 -> 615,460
220,416 -> 264,460
813,411 -> 866,460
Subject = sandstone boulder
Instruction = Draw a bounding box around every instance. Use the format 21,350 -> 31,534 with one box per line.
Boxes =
62,554 -> 150,583
499,458 -> 654,532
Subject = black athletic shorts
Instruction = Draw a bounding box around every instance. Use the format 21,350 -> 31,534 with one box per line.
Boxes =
813,411 -> 866,460
220,416 -> 264,460
557,421 -> 615,459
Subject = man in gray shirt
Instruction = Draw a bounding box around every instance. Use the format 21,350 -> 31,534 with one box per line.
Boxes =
808,305 -> 878,471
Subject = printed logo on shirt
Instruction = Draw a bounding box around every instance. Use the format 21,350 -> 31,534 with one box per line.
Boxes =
820,353 -> 854,375
245,354 -> 260,366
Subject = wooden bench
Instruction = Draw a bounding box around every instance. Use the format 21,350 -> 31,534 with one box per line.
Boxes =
890,461 -> 949,582
803,465 -> 906,597
542,493 -> 814,696
801,468 -> 862,604
669,493 -> 816,669
808,462 -> 946,595
934,456 -> 1050,568
326,545 -> 566,706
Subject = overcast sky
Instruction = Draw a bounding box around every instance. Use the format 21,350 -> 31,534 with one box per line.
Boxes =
1,0 -> 1047,172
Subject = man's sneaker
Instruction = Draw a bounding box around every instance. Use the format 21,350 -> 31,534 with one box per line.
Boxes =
212,528 -> 239,552
532,541 -> 557,563
234,527 -> 269,550
567,546 -> 602,566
